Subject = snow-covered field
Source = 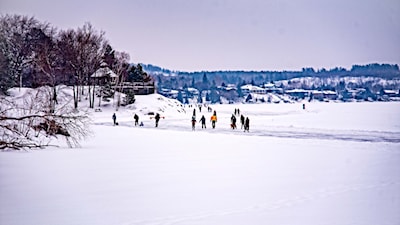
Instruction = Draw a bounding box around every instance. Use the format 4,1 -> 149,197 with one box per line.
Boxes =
1,93 -> 400,225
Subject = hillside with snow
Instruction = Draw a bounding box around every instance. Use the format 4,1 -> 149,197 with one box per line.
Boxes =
1,88 -> 400,225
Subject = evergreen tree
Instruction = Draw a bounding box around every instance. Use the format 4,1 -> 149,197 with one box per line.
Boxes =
124,89 -> 136,105
209,89 -> 220,104
202,73 -> 209,84
197,92 -> 203,103
236,82 -> 243,97
245,94 -> 253,102
102,44 -> 116,69
201,73 -> 210,91
177,91 -> 183,103
185,95 -> 189,104
127,64 -> 151,82
206,92 -> 210,102
191,77 -> 195,87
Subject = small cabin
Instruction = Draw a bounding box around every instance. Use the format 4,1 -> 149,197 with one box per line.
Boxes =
91,62 -> 118,85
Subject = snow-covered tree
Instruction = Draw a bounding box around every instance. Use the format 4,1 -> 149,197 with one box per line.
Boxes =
0,15 -> 41,90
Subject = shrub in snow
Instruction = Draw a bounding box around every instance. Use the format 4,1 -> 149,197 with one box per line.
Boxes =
0,87 -> 92,150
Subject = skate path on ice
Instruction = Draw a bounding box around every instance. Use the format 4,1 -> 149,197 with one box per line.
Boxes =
95,121 -> 400,144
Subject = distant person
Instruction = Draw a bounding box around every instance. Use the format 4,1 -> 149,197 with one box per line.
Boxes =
155,113 -> 161,127
134,114 -> 139,126
112,113 -> 117,126
191,115 -> 197,130
302,103 -> 306,110
244,117 -> 250,132
200,115 -> 206,129
210,114 -> 217,129
240,114 -> 245,129
231,114 -> 237,129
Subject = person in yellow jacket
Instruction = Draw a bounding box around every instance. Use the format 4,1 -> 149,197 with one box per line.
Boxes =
210,114 -> 217,129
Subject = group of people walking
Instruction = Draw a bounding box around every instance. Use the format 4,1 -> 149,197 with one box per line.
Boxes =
190,108 -> 249,132
191,108 -> 215,130
230,109 -> 250,132
112,107 -> 250,132
111,112 -> 157,127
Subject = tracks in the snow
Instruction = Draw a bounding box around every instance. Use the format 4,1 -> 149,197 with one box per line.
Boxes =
95,121 -> 400,144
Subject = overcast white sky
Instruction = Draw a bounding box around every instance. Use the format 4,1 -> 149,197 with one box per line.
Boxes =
1,0 -> 399,71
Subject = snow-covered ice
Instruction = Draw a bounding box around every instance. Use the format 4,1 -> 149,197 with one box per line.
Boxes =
1,93 -> 399,225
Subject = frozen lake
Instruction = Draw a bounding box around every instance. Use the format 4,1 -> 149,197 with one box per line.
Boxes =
1,98 -> 399,225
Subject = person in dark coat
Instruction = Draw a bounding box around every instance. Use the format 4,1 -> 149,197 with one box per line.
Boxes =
112,113 -> 117,125
240,114 -> 245,129
191,115 -> 196,130
231,114 -> 237,129
134,114 -> 139,126
155,113 -> 160,127
200,115 -> 206,129
244,117 -> 250,132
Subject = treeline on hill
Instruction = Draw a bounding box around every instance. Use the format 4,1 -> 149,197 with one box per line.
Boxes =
144,63 -> 400,91
0,14 -> 151,108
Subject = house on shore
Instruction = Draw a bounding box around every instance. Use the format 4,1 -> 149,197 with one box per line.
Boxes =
241,84 -> 266,95
285,89 -> 310,99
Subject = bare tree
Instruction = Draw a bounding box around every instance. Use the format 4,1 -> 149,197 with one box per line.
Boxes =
58,23 -> 107,109
113,51 -> 130,109
0,87 -> 91,150
29,24 -> 63,113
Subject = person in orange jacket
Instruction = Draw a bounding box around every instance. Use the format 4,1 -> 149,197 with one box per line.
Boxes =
210,114 -> 217,129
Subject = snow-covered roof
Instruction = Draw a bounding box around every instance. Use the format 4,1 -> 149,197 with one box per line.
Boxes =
384,90 -> 398,94
160,89 -> 179,94
186,87 -> 199,94
91,67 -> 118,78
225,87 -> 237,91
285,89 -> 309,93
241,84 -> 264,91
323,90 -> 337,95
264,83 -> 275,88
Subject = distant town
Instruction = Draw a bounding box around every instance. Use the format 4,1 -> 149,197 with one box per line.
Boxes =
144,63 -> 400,104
